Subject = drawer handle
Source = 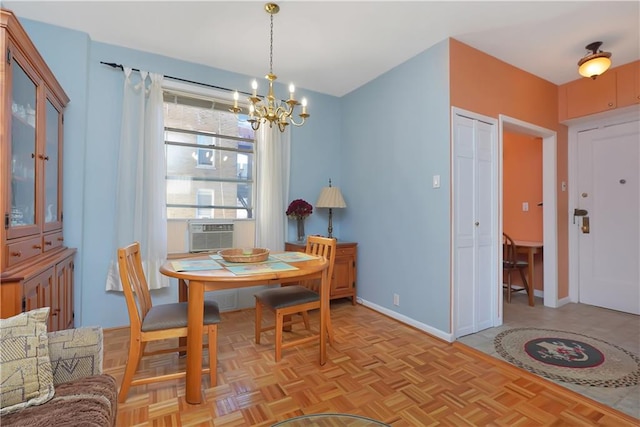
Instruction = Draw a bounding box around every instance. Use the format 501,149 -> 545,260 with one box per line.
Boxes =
33,244 -> 42,249
57,237 -> 64,241
11,251 -> 22,257
45,241 -> 52,246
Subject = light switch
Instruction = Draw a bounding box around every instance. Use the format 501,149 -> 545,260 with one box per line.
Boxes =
433,175 -> 440,188
522,202 -> 529,212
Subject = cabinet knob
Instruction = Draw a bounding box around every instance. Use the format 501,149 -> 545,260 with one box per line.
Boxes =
57,237 -> 64,241
607,102 -> 614,107
33,244 -> 42,249
475,221 -> 480,226
45,241 -> 52,246
10,251 -> 22,257
38,154 -> 50,161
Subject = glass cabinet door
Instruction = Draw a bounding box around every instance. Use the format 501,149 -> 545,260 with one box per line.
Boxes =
44,98 -> 61,229
9,57 -> 38,237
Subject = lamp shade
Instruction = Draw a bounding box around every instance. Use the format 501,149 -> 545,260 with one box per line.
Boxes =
577,41 -> 612,79
316,186 -> 346,209
578,56 -> 611,79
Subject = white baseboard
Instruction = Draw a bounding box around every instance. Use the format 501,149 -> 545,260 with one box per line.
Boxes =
357,297 -> 454,343
556,295 -> 572,307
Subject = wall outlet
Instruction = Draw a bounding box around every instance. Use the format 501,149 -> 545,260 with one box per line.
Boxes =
393,293 -> 400,306
522,202 -> 529,212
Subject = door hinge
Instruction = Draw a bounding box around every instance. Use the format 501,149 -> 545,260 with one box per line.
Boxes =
62,114 -> 64,125
21,298 -> 26,312
60,212 -> 63,222
7,48 -> 11,64
4,213 -> 9,229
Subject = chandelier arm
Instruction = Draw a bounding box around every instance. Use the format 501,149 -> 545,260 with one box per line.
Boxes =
288,116 -> 306,127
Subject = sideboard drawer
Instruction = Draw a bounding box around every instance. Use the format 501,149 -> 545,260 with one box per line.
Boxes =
6,236 -> 43,267
43,231 -> 64,252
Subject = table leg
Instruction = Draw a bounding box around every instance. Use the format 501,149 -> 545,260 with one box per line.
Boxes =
527,249 -> 535,307
186,280 -> 204,404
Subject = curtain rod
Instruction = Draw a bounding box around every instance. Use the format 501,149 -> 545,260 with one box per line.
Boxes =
100,61 -> 254,97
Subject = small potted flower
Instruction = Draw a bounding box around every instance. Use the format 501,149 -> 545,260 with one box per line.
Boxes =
286,199 -> 313,242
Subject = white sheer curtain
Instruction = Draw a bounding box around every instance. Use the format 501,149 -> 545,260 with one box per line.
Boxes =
255,125 -> 291,251
105,68 -> 169,291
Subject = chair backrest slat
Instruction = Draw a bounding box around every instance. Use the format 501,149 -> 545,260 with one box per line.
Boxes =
118,242 -> 153,330
304,236 -> 337,292
502,233 -> 518,267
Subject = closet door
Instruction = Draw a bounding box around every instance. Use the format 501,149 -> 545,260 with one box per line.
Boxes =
453,111 -> 497,338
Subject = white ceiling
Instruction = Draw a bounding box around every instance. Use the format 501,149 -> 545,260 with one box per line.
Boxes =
3,1 -> 639,97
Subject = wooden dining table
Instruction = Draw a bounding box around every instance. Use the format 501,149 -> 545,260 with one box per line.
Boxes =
159,253 -> 330,404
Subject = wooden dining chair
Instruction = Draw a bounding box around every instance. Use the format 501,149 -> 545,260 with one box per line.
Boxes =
254,236 -> 337,361
502,232 -> 530,303
117,242 -> 221,403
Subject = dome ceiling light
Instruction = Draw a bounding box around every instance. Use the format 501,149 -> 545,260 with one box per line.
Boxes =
578,41 -> 612,79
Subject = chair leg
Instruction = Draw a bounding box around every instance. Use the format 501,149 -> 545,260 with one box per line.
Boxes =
118,336 -> 142,403
255,299 -> 262,344
326,308 -> 334,345
275,310 -> 284,362
301,311 -> 311,330
518,267 -> 530,297
208,324 -> 217,386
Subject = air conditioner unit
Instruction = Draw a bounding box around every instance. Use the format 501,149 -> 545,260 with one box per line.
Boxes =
188,221 -> 234,253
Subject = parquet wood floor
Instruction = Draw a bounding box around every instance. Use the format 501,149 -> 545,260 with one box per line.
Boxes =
103,300 -> 639,426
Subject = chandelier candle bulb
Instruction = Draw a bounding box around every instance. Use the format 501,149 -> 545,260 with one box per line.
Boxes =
289,83 -> 295,100
252,80 -> 258,97
302,98 -> 307,115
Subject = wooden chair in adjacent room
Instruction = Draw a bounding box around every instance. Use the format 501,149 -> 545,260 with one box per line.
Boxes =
254,236 -> 337,362
502,232 -> 530,303
117,242 -> 221,402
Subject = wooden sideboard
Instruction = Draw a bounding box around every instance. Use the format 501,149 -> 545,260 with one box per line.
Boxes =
285,241 -> 357,305
1,9 -> 75,330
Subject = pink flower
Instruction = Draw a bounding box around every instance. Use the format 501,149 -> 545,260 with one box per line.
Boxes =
286,199 -> 313,220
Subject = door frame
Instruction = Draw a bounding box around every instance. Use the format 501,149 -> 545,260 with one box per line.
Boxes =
499,115 -> 558,312
567,106 -> 640,303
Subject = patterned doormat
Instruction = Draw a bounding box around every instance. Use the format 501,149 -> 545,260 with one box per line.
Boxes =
494,328 -> 640,387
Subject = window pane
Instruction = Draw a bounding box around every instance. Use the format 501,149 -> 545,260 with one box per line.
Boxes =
164,89 -> 255,221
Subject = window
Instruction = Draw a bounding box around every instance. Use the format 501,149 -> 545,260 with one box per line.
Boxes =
164,88 -> 255,219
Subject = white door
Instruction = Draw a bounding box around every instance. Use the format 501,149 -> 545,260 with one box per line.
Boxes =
453,110 -> 497,337
577,120 -> 640,314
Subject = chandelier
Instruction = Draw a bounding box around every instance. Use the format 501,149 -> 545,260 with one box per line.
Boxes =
230,3 -> 309,132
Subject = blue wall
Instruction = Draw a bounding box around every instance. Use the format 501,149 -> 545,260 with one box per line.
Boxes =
20,17 -> 453,335
341,40 -> 452,333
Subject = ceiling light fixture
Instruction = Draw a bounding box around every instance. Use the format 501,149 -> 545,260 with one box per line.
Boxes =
578,41 -> 612,80
230,3 -> 309,132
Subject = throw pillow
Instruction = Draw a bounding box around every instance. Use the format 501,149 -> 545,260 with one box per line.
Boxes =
48,326 -> 103,386
0,307 -> 55,415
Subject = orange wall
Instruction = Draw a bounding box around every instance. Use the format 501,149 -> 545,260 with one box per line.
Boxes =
503,131 -> 543,241
449,38 -> 569,298
503,131 -> 544,290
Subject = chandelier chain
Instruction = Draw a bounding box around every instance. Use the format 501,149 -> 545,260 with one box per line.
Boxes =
269,13 -> 274,75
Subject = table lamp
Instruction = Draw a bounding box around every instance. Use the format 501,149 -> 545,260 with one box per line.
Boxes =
315,179 -> 346,238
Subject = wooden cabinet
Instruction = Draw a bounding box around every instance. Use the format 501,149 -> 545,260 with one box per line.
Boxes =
558,60 -> 640,121
285,241 -> 357,304
616,61 -> 640,108
1,9 -> 74,330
